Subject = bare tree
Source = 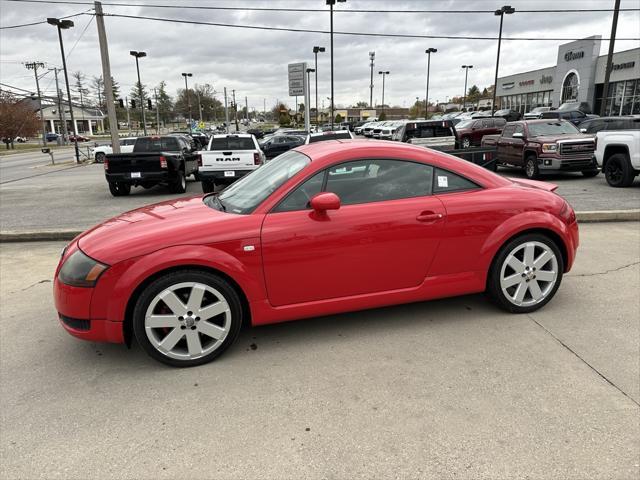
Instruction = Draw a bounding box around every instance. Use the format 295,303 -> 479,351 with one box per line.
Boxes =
0,92 -> 40,149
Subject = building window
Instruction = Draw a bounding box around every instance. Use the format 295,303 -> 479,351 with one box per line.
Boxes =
561,72 -> 579,103
596,79 -> 640,116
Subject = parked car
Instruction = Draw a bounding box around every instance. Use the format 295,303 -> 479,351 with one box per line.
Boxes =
539,109 -> 597,126
67,134 -> 90,142
46,132 -> 60,142
593,116 -> 640,187
353,121 -> 369,134
392,120 -> 457,151
198,134 -> 265,193
524,106 -> 554,120
481,120 -> 597,179
455,117 -> 507,148
558,101 -> 592,114
260,134 -> 305,159
362,122 -> 380,137
91,137 -> 137,163
14,136 -> 27,143
54,141 -> 579,367
578,115 -> 639,135
493,109 -> 523,122
304,130 -> 354,144
104,135 -> 199,196
377,121 -> 406,140
246,128 -> 266,139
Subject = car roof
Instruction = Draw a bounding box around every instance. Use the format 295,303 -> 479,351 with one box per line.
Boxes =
211,133 -> 253,138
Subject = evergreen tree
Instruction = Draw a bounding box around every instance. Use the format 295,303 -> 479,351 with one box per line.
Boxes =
155,81 -> 174,124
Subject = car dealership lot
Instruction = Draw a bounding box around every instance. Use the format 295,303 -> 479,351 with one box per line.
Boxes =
1,222 -> 638,479
0,161 -> 638,234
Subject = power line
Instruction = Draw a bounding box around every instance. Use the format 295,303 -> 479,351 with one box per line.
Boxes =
100,12 -> 640,41
2,0 -> 638,14
0,10 -> 90,30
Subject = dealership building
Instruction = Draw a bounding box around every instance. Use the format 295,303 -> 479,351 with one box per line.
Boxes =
496,36 -> 639,116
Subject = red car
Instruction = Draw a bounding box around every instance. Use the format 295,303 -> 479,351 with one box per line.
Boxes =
54,141 -> 579,367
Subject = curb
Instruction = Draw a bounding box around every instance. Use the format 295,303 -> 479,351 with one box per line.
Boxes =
1,210 -> 639,243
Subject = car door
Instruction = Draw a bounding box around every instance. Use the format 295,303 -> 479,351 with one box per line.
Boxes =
260,159 -> 446,306
510,124 -> 526,166
497,124 -> 515,164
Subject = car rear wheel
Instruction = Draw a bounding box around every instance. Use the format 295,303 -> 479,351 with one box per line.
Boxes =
604,153 -> 635,187
525,155 -> 540,180
133,270 -> 243,367
95,152 -> 106,163
169,169 -> 187,193
461,137 -> 471,149
487,233 -> 564,313
108,182 -> 131,196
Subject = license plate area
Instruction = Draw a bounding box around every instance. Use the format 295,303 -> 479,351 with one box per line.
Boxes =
131,172 -> 141,178
224,171 -> 235,177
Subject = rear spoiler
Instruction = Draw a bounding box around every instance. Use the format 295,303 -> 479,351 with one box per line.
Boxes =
509,178 -> 558,192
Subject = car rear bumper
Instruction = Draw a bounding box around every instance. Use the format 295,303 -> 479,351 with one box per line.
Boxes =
105,172 -> 169,184
199,169 -> 253,183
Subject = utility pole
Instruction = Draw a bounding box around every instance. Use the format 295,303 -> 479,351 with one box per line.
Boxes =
461,65 -> 473,111
263,98 -> 266,119
125,96 -> 131,135
95,1 -> 120,153
245,96 -> 248,121
24,62 -> 47,146
369,51 -> 375,108
378,71 -> 390,117
196,90 -> 203,123
154,87 -> 160,134
224,87 -> 229,133
232,89 -> 239,131
50,67 -> 67,143
601,0 -> 621,116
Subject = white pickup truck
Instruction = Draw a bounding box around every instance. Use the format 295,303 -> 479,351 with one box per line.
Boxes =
91,137 -> 137,163
594,116 -> 640,187
198,134 -> 266,193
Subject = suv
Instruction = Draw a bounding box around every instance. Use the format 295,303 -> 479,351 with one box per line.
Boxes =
593,116 -> 640,187
493,109 -> 522,122
392,120 -> 457,151
524,107 -> 553,120
540,109 -> 597,126
455,117 -> 506,148
259,134 -> 304,159
578,115 -> 638,135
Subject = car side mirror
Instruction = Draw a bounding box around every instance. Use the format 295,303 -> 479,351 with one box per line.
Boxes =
512,132 -> 524,139
310,192 -> 340,214
580,128 -> 587,133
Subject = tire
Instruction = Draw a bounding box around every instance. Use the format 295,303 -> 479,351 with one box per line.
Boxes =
202,180 -> 214,193
461,137 -> 471,149
95,152 -> 106,163
604,153 -> 635,188
193,171 -> 200,182
108,182 -> 131,196
525,155 -> 540,180
581,169 -> 599,178
486,233 -> 564,314
169,169 -> 187,193
132,270 -> 243,367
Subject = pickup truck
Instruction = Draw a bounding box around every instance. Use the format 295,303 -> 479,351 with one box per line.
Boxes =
593,116 -> 640,187
198,134 -> 265,193
104,135 -> 199,196
392,120 -> 457,151
481,119 -> 597,179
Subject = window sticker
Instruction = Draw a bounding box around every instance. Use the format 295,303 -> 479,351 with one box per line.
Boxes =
437,175 -> 448,188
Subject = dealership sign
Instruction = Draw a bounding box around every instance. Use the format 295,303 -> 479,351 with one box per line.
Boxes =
288,62 -> 306,96
502,82 -> 515,89
540,75 -> 553,84
519,79 -> 534,87
612,61 -> 636,71
564,50 -> 585,62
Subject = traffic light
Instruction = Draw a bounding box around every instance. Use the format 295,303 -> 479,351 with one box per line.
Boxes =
118,99 -> 124,108
131,99 -> 136,109
147,99 -> 152,110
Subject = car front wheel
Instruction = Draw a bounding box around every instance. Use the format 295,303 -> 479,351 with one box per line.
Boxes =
461,137 -> 471,149
487,233 -> 564,313
525,155 -> 540,180
132,270 -> 243,367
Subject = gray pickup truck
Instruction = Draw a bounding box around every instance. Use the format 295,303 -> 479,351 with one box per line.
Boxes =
104,136 -> 199,196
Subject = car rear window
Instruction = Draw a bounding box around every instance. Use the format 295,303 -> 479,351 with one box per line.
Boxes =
209,137 -> 255,150
134,137 -> 180,152
309,132 -> 351,143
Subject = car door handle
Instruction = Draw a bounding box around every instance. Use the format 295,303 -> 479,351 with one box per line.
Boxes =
416,211 -> 444,222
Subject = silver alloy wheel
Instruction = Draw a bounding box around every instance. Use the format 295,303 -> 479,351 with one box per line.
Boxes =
499,241 -> 558,307
462,137 -> 471,148
526,159 -> 536,178
180,173 -> 186,190
144,282 -> 231,361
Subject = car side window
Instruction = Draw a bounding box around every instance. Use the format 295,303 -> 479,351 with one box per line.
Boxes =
324,159 -> 433,206
513,124 -> 524,136
481,119 -> 493,128
502,125 -> 515,137
273,171 -> 325,213
433,168 -> 480,194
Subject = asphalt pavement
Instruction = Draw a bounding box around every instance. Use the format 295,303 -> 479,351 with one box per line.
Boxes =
0,222 -> 638,479
0,146 -> 91,183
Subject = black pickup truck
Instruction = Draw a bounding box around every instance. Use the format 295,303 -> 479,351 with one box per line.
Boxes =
104,136 -> 199,196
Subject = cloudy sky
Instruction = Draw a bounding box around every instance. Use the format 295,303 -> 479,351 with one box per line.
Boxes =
1,0 -> 639,111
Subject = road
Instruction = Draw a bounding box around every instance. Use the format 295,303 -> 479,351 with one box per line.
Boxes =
0,147 -> 84,183
0,222 -> 638,479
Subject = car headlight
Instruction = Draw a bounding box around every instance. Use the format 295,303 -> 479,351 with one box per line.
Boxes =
542,143 -> 558,152
58,249 -> 108,287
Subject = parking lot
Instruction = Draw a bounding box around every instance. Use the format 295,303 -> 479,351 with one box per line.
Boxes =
0,222 -> 638,479
0,151 -> 638,234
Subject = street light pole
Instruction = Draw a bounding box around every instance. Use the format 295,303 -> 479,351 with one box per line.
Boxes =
461,65 -> 473,111
492,5 -> 515,115
47,18 -> 80,163
181,72 -> 193,133
306,67 -> 315,127
326,0 -> 346,129
130,51 -> 147,135
425,48 -> 437,119
378,71 -> 389,117
369,51 -> 375,108
313,46 -> 325,127
24,61 -> 47,146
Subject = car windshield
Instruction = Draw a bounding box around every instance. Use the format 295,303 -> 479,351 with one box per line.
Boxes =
208,150 -> 310,214
456,120 -> 475,129
528,121 -> 579,136
209,137 -> 255,150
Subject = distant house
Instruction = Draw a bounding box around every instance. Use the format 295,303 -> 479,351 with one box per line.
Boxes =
20,97 -> 106,135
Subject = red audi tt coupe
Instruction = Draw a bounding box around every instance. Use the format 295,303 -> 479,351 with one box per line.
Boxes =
54,140 -> 579,367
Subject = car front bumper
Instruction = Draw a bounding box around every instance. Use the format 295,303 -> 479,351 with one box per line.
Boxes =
537,154 -> 598,172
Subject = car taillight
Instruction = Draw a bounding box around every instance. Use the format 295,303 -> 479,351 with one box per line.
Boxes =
103,158 -> 109,171
559,201 -> 576,224
197,154 -> 202,167
254,152 -> 261,165
159,156 -> 167,169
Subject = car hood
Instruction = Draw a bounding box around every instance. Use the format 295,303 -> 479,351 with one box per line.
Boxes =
529,134 -> 592,143
77,196 -> 256,264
